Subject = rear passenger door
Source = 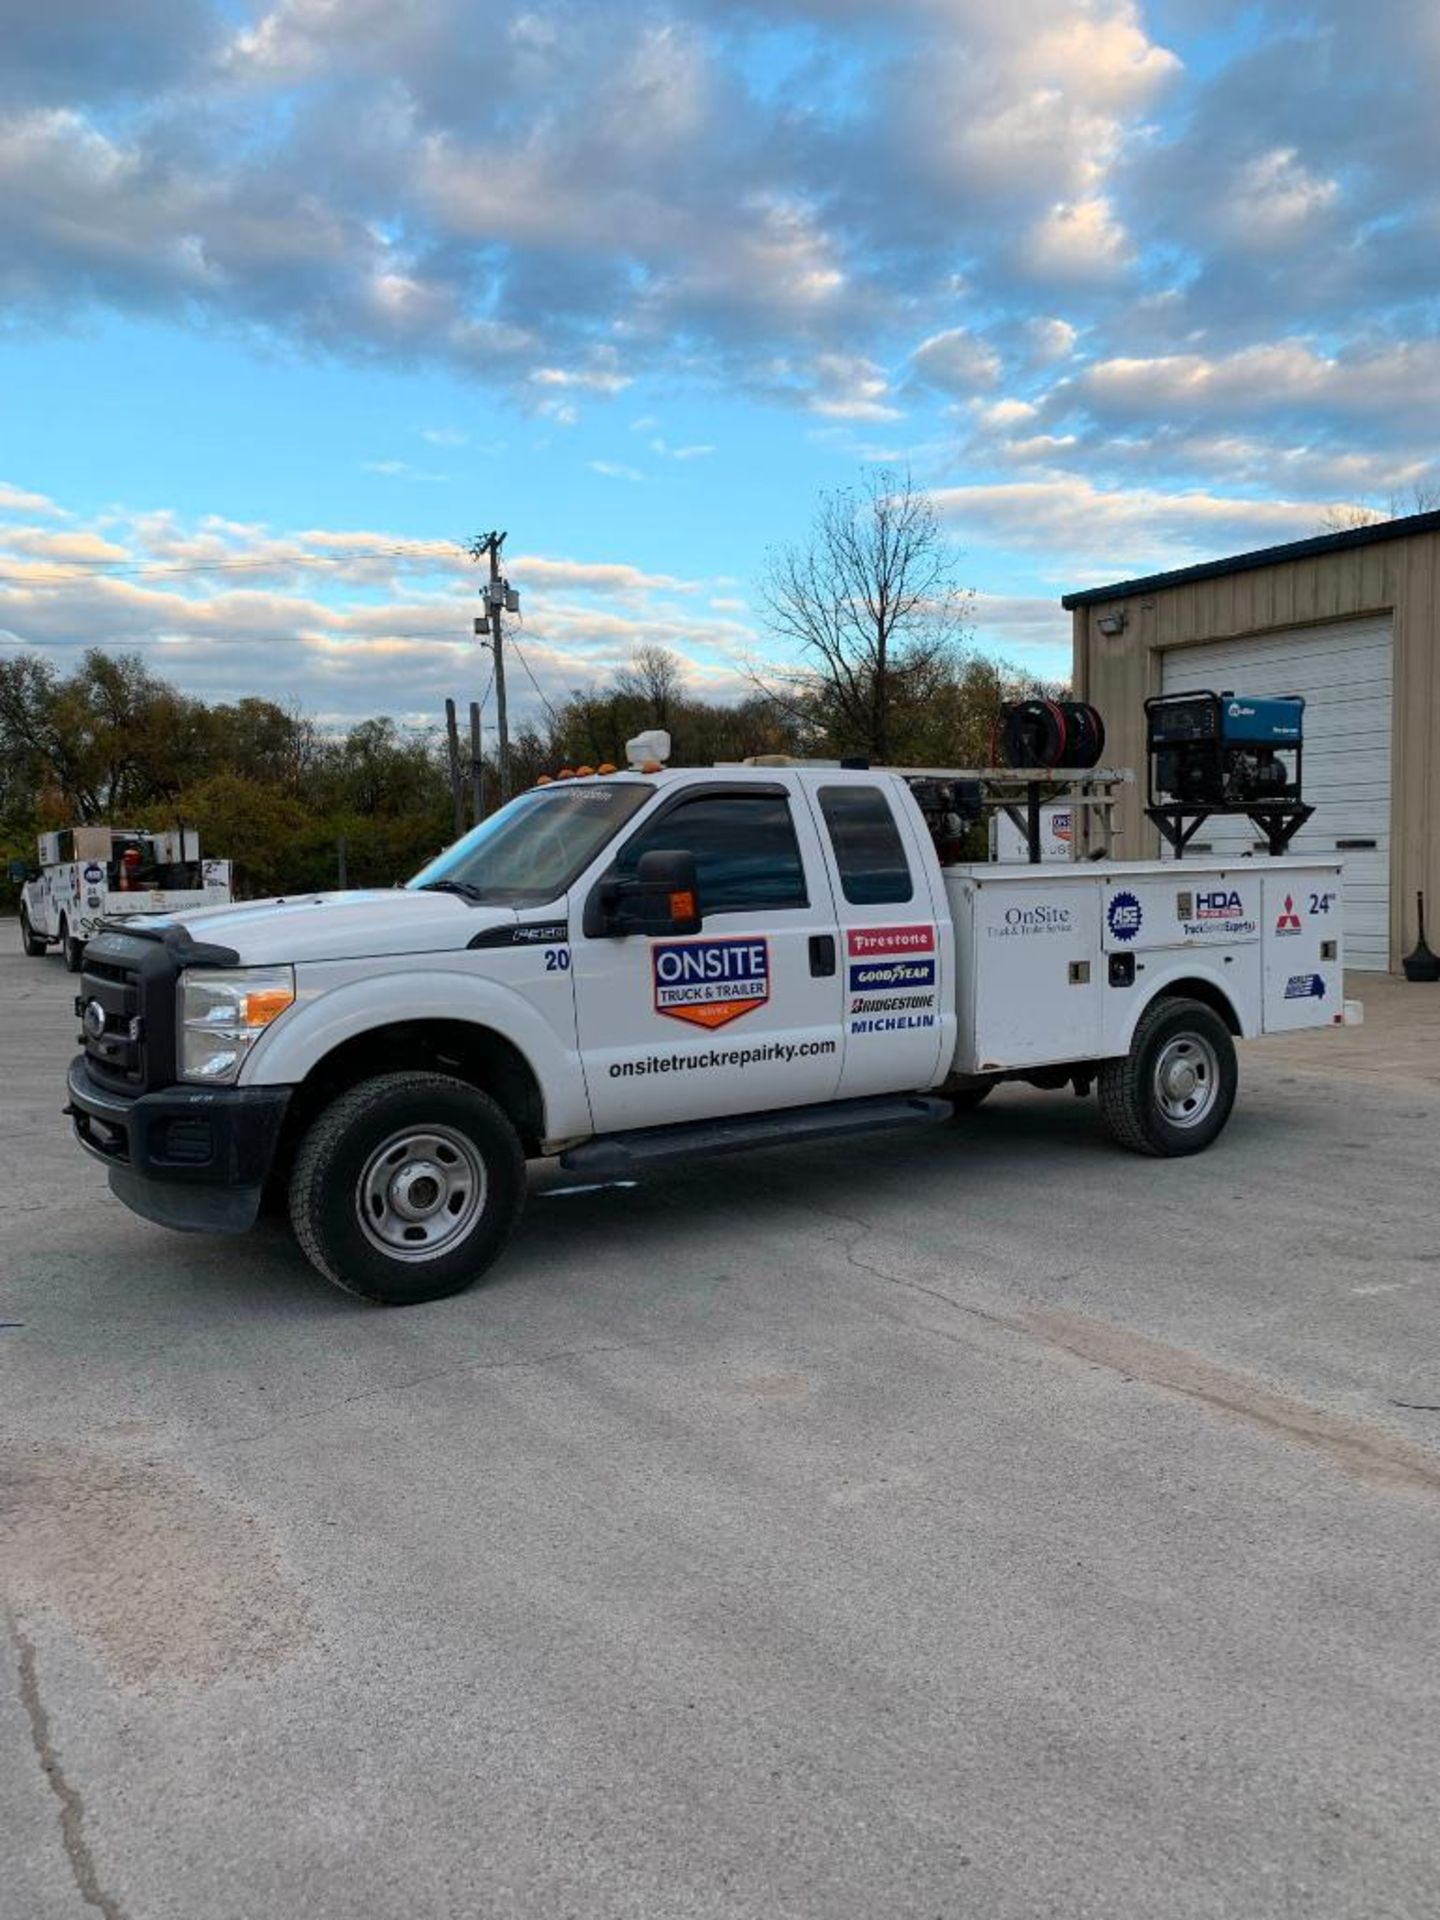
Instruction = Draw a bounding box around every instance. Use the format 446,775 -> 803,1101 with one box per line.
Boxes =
802,775 -> 951,1098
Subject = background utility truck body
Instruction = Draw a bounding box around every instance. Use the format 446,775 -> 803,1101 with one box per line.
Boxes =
17,826 -> 232,971
66,752 -> 1354,1304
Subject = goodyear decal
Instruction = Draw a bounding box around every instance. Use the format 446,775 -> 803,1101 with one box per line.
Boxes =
848,956 -> 936,993
846,924 -> 935,958
653,937 -> 770,1030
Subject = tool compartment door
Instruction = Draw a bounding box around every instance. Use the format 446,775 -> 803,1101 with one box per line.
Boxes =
1262,868 -> 1344,1031
964,875 -> 1102,1070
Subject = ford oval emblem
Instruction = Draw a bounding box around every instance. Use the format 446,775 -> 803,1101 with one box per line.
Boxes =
83,999 -> 107,1041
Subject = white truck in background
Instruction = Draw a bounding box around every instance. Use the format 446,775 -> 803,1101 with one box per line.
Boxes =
14,826 -> 232,971
65,740 -> 1358,1307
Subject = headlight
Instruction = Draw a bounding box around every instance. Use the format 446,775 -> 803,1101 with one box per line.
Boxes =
179,967 -> 295,1084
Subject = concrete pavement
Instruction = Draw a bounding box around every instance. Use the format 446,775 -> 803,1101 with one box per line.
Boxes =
3,931 -> 1438,1920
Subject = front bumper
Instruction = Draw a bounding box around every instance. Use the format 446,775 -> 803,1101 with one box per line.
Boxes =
66,1055 -> 291,1234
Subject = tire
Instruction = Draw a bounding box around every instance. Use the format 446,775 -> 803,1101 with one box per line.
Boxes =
949,1083 -> 994,1114
1098,996 -> 1237,1158
60,918 -> 84,972
19,910 -> 47,958
287,1071 -> 526,1305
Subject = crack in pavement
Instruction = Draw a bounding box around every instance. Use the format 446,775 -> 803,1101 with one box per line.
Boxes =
817,1208 -> 1440,1498
6,1610 -> 129,1920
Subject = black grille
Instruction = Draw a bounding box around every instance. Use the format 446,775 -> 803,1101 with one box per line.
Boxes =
77,923 -> 239,1096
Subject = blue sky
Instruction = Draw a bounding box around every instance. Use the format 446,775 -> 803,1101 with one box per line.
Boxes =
1,0 -> 1436,729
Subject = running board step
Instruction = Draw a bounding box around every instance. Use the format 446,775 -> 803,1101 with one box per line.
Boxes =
558,1094 -> 952,1176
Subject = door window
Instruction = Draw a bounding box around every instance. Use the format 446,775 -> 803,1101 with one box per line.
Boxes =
612,790 -> 808,914
817,786 -> 914,904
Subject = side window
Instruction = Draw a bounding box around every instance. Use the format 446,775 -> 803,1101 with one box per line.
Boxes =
817,785 -> 914,905
614,791 -> 809,913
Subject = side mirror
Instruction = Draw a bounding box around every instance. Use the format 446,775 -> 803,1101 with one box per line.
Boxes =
7,857 -> 32,885
600,848 -> 702,938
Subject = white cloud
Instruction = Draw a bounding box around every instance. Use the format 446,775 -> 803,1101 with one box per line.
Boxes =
930,474 -> 1330,574
911,328 -> 1002,396
588,460 -> 646,482
1026,196 -> 1131,279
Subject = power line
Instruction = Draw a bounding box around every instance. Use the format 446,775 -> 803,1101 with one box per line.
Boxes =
507,634 -> 560,730
0,543 -> 459,587
0,630 -> 491,648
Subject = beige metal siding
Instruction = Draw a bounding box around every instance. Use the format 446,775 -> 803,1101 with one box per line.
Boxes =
1073,528 -> 1440,969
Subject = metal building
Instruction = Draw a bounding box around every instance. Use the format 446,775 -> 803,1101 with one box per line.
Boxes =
1065,508 -> 1440,971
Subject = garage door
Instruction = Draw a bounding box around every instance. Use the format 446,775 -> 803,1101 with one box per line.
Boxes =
1160,617 -> 1392,969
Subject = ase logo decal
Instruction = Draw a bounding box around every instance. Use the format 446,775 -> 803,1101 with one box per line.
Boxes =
653,937 -> 770,1030
846,924 -> 935,958
83,863 -> 105,885
1107,890 -> 1142,943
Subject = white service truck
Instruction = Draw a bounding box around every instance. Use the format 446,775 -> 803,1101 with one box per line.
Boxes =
65,744 -> 1356,1305
15,826 -> 232,971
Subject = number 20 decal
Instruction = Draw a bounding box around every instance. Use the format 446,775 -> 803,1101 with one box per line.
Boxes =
544,947 -> 571,971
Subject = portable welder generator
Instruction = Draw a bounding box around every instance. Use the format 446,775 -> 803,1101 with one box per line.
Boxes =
1144,689 -> 1312,856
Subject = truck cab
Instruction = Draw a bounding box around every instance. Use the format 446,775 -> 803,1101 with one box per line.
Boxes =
64,748 -> 1354,1306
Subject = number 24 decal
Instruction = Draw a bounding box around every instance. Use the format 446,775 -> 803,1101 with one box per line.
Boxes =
544,947 -> 571,971
1309,891 -> 1335,914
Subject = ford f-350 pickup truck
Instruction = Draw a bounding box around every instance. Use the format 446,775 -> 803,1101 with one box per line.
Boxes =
65,750 -> 1355,1304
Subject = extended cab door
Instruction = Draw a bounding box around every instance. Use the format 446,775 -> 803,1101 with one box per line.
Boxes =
798,772 -> 952,1098
571,780 -> 845,1132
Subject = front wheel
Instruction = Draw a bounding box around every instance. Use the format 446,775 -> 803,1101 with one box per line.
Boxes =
1098,997 -> 1237,1157
19,909 -> 47,958
288,1071 -> 526,1304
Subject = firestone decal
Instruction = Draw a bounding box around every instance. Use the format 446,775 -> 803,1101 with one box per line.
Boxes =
652,937 -> 770,1029
1107,890 -> 1142,942
846,924 -> 935,958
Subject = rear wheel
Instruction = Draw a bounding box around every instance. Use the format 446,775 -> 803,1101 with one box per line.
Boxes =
1099,996 -> 1237,1157
288,1070 -> 526,1305
59,917 -> 84,972
19,909 -> 47,957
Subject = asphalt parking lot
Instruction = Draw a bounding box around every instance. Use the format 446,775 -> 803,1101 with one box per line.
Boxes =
3,927 -> 1438,1920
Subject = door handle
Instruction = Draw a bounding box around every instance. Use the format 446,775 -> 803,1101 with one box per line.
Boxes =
809,934 -> 836,977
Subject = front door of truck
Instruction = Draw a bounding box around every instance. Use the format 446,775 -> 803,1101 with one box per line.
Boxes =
571,782 -> 845,1132
799,774 -> 952,1099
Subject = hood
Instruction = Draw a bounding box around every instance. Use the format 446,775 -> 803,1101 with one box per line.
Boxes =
121,889 -> 518,966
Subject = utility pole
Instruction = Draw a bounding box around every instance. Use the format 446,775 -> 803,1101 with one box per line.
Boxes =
468,699 -> 484,825
443,697 -> 465,841
468,530 -> 515,803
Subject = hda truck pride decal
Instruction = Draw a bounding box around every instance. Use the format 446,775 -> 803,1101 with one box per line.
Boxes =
653,937 -> 770,1029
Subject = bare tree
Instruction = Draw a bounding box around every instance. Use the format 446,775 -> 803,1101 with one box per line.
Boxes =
757,468 -> 971,762
1317,482 -> 1440,534
613,643 -> 684,724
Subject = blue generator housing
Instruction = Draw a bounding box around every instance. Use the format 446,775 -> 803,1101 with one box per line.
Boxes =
1216,694 -> 1304,746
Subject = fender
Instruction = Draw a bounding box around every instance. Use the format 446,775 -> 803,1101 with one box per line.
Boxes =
1119,960 -> 1252,1051
238,968 -> 594,1143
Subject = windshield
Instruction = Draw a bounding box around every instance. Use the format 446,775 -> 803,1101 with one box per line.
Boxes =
407,781 -> 654,905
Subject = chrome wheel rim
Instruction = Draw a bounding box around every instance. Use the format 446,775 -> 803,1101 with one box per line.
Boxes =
1153,1033 -> 1220,1128
356,1125 -> 487,1262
